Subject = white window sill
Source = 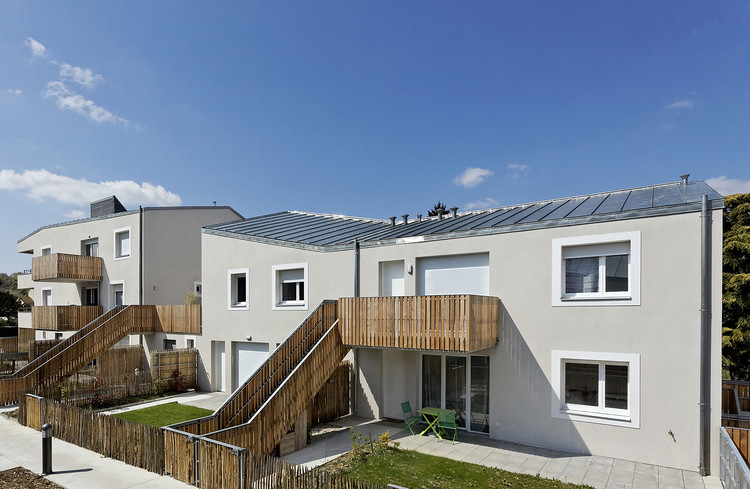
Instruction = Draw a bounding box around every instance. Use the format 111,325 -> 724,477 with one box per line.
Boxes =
114,255 -> 131,261
555,295 -> 638,307
228,304 -> 248,311
554,408 -> 637,428
272,302 -> 307,311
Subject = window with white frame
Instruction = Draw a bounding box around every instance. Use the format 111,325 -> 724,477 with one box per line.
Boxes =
228,269 -> 249,310
114,227 -> 131,259
552,231 -> 640,306
272,263 -> 308,310
551,350 -> 640,428
41,246 -> 52,256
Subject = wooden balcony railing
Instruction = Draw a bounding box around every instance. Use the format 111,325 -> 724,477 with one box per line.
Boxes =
32,253 -> 103,282
338,295 -> 499,352
32,306 -> 103,331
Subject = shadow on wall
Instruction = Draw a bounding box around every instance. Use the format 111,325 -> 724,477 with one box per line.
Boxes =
495,301 -> 589,455
196,350 -> 211,392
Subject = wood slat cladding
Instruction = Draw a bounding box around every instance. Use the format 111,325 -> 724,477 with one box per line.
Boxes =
32,306 -> 103,331
0,305 -> 201,405
32,253 -> 103,282
338,295 -> 499,352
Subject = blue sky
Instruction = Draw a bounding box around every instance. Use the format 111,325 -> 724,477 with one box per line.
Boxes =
1,1 -> 749,273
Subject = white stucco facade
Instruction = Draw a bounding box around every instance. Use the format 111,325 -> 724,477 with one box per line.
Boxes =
198,194 -> 723,474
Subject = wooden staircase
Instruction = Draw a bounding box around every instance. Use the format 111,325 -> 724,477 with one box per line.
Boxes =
166,300 -> 347,469
0,305 -> 200,405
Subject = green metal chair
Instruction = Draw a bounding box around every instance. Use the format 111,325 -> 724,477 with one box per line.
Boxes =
400,401 -> 422,435
437,410 -> 458,444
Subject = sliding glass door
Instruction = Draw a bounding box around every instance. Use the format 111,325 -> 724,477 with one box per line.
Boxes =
421,354 -> 490,434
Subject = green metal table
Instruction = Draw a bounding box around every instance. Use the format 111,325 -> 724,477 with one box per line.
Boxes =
418,407 -> 452,439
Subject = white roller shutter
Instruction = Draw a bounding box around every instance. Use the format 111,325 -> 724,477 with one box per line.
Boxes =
233,342 -> 269,390
417,253 -> 489,296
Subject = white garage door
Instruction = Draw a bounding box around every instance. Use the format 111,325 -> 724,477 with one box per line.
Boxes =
233,342 -> 269,390
417,253 -> 489,296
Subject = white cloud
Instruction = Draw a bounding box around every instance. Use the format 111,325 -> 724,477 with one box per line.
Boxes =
706,176 -> 750,196
454,167 -> 493,188
0,169 -> 182,211
6,89 -> 22,95
58,63 -> 103,88
665,100 -> 695,110
65,209 -> 87,219
45,81 -> 128,125
25,37 -> 46,57
506,163 -> 529,179
464,198 -> 500,211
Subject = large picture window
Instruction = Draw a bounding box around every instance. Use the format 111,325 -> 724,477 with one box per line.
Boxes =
551,350 -> 639,428
552,232 -> 640,306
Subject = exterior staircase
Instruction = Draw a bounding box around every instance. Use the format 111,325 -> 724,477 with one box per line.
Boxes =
0,305 -> 200,405
164,300 -> 347,481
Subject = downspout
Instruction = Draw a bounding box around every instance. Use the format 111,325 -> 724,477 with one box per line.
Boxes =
139,206 -> 144,346
699,195 -> 712,476
353,239 -> 360,416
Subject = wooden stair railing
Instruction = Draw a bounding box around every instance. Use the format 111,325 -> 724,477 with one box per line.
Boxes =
0,304 -> 191,405
170,300 -> 339,436
205,318 -> 349,455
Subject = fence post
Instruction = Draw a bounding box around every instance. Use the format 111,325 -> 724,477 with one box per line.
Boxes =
233,447 -> 245,489
191,436 -> 200,487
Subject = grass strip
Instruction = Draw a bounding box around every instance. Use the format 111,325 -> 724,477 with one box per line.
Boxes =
111,402 -> 213,428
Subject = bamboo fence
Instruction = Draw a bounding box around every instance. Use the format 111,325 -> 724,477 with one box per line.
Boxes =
338,295 -> 499,352
19,394 -> 164,473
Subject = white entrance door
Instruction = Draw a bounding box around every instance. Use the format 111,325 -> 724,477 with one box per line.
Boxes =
213,341 -> 226,392
417,253 -> 489,296
232,342 -> 269,391
380,261 -> 405,297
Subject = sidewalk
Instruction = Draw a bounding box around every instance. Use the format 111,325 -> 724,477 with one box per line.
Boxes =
0,405 -> 189,489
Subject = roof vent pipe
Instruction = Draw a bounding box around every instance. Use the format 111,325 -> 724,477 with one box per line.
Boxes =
402,214 -> 409,225
450,207 -> 458,218
681,174 -> 690,185
417,214 -> 423,222
389,216 -> 396,226
437,209 -> 444,220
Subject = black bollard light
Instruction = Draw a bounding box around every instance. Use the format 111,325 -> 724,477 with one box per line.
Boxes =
42,423 -> 52,475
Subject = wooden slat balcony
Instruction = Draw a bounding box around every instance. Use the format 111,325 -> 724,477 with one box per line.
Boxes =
338,295 -> 499,352
32,253 -> 103,282
32,305 -> 103,331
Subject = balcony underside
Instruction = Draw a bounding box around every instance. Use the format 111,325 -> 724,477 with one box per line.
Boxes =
338,295 -> 499,353
32,253 -> 103,282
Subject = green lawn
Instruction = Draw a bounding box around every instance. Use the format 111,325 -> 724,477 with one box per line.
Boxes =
319,446 -> 593,489
111,402 -> 213,427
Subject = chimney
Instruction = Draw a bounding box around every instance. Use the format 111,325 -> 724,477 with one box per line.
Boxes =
402,214 -> 409,225
681,174 -> 690,185
417,214 -> 423,222
450,206 -> 458,218
437,209 -> 444,220
389,216 -> 396,226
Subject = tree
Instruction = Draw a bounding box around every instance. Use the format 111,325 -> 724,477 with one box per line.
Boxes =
427,202 -> 448,217
0,291 -> 18,321
722,193 -> 750,379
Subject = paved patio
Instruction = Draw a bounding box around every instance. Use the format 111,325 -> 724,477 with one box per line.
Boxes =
281,415 -> 723,489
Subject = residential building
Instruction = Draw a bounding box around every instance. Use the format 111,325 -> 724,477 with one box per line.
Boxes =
198,177 -> 723,474
17,196 -> 242,353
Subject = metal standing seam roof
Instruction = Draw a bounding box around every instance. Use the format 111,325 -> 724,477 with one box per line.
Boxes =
202,180 -> 724,251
